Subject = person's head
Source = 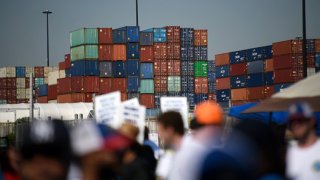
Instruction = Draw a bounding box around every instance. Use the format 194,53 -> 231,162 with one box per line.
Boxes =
194,101 -> 223,126
157,111 -> 185,149
19,119 -> 71,180
288,103 -> 316,141
118,123 -> 139,140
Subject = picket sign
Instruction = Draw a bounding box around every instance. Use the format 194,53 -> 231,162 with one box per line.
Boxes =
160,97 -> 189,129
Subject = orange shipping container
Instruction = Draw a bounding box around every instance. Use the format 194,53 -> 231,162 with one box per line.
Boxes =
140,46 -> 154,62
37,96 -> 48,103
99,78 -> 113,94
265,59 -> 274,72
316,39 -> 320,52
121,93 -> 128,102
98,45 -> 113,60
231,100 -> 248,106
195,77 -> 208,94
112,44 -> 126,60
194,30 -> 208,46
215,77 -> 230,90
231,88 -> 247,101
272,40 -> 302,56
264,86 -> 275,98
154,43 -> 167,60
57,94 -> 72,103
215,53 -> 230,66
247,87 -> 265,100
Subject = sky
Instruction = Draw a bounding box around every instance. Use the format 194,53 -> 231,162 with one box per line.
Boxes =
0,0 -> 320,67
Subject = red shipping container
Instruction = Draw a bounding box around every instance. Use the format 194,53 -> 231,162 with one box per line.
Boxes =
140,46 -> 154,62
71,77 -> 84,93
194,30 -> 208,46
6,89 -> 17,99
154,60 -> 168,76
57,78 -> 72,94
273,54 -> 303,70
215,77 -> 230,90
208,94 -> 216,101
166,26 -> 180,43
7,99 -> 17,104
34,66 -> 45,78
231,88 -> 247,101
6,78 -> 16,89
98,28 -> 113,44
195,77 -> 208,94
265,59 -> 274,72
59,62 -> 66,70
72,93 -> 86,103
167,43 -> 180,60
65,54 -> 71,69
264,86 -> 274,98
112,45 -> 126,61
99,78 -> 113,94
25,78 -> 34,89
84,77 -> 100,93
111,78 -> 127,93
247,87 -> 265,100
140,94 -> 155,108
231,100 -> 248,106
274,68 -> 304,84
167,60 -> 181,76
230,63 -> 246,76
215,53 -> 230,66
48,85 -> 57,100
85,93 -> 93,102
121,93 -> 128,102
0,89 -> 7,99
154,43 -> 167,60
57,94 -> 72,103
0,78 -> 7,88
98,45 -> 113,60
154,76 -> 168,93
272,40 -> 302,56
37,96 -> 48,103
316,39 -> 320,53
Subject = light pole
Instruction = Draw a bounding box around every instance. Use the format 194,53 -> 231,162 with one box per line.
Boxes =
302,0 -> 307,78
42,10 -> 52,67
136,0 -> 139,26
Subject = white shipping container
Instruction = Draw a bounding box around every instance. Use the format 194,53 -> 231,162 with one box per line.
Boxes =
45,78 -> 49,84
16,78 -> 26,88
52,67 -> 59,71
59,70 -> 66,78
25,67 -> 34,78
17,88 -> 26,99
25,89 -> 30,99
44,67 -> 54,78
6,67 -> 16,77
0,68 -> 6,77
48,100 -> 57,103
307,68 -> 316,77
48,70 -> 59,85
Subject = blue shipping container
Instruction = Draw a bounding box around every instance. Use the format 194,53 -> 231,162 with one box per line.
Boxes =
113,61 -> 127,77
146,109 -> 160,117
181,92 -> 195,107
181,76 -> 195,92
230,50 -> 246,64
16,67 -> 26,77
230,76 -> 246,89
114,26 -> 139,43
246,47 -> 263,61
208,61 -> 215,72
181,61 -> 194,76
262,45 -> 273,59
316,54 -> 320,67
247,60 -> 264,74
155,93 -> 167,107
153,28 -> 166,42
180,28 -> 194,44
112,29 -> 126,44
128,76 -> 139,93
306,39 -> 315,54
215,65 -> 230,78
167,92 -> 181,97
140,63 -> 154,78
274,83 -> 292,93
127,43 -> 140,59
194,94 -> 209,104
38,84 -> 48,97
140,31 -> 153,45
85,61 -> 99,76
208,72 -> 216,82
125,26 -> 139,42
128,93 -> 140,100
194,46 -> 208,60
65,69 -> 71,77
71,60 -> 99,76
127,60 -> 140,76
264,72 -> 274,85
216,89 -> 231,102
208,82 -> 216,93
181,45 -> 194,60
99,61 -> 112,77
246,73 -> 264,87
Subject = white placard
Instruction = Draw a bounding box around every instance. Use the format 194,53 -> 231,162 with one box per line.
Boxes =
122,98 -> 140,106
94,91 -> 121,128
160,97 -> 189,129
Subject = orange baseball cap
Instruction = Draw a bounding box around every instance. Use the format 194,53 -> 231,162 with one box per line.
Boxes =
194,101 -> 223,125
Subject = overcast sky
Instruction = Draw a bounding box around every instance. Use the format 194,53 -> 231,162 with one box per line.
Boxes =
0,0 -> 320,67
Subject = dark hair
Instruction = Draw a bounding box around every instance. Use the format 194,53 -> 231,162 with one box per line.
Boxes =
157,111 -> 185,135
144,126 -> 150,140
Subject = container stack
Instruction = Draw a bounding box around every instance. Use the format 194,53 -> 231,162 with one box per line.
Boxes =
317,39 -> 320,72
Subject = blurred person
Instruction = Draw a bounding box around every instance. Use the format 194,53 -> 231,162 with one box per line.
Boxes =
156,111 -> 185,179
168,101 -> 223,180
143,126 -> 161,159
0,137 -> 20,180
18,119 -> 71,180
286,103 -> 320,180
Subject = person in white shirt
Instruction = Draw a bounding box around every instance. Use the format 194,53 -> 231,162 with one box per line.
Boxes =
286,103 -> 320,180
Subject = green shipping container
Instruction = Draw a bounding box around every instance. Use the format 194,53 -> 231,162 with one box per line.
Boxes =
140,79 -> 154,93
35,78 -> 45,87
70,28 -> 98,47
0,100 -> 7,104
194,61 -> 208,77
168,76 -> 181,92
71,45 -> 98,61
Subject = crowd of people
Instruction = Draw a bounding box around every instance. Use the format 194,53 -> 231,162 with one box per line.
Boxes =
0,101 -> 319,180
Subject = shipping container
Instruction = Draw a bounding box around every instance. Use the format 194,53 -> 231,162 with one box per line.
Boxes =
167,60 -> 181,76
167,76 -> 181,92
140,79 -> 154,93
6,89 -> 17,100
264,72 -> 274,85
194,94 -> 209,104
180,28 -> 194,44
231,88 -> 247,101
34,66 -> 44,78
111,44 -> 126,60
112,28 -> 126,44
115,26 -> 139,43
273,54 -> 303,70
140,63 -> 154,78
0,67 -> 16,77
306,39 -> 315,53
208,93 -> 216,101
128,76 -> 139,93
25,67 -> 34,78
113,61 -> 127,78
166,26 -> 180,43
127,43 -> 139,59
215,65 -> 230,78
195,77 -> 208,94
98,28 -> 112,44
128,93 -> 140,100
0,68 -> 6,78
180,45 -> 194,61
70,28 -> 98,47
16,78 -> 25,88
194,30 -> 207,46
59,62 -> 66,70
140,31 -> 153,46
215,53 -> 230,66
208,81 -> 216,94
59,70 -> 66,78
307,53 -> 315,68
194,61 -> 208,77
99,78 -> 113,94
140,46 -> 154,62
231,100 -> 248,106
167,43 -> 181,59
71,45 -> 98,61
215,77 -> 230,90
264,86 -> 274,98
194,46 -> 208,60
154,76 -> 168,93
0,78 -> 6,88
154,43 -> 167,60
0,89 -> 7,99
84,77 -> 99,93
181,92 -> 195,107
230,75 -> 247,89
140,94 -> 155,108
34,78 -> 45,87
99,61 -> 113,77
120,93 -> 128,102
48,70 -> 59,85
274,68 -> 304,84
272,39 -> 302,56
247,87 -> 265,100
274,83 -> 292,93
153,28 -> 166,43
181,61 -> 194,76
71,60 -> 99,76
154,60 -> 168,76
246,73 -> 264,87
265,59 -> 274,72
307,68 -> 316,77
16,88 -> 26,99
230,63 -> 246,76
155,92 -> 167,107
316,39 -> 320,53
57,94 -> 72,103
181,76 -> 194,92
247,60 -> 264,74
246,46 -> 272,61
57,78 -> 72,94
98,45 -> 113,60
230,50 -> 246,64
38,84 -> 48,97
48,85 -> 57,100
111,78 -> 127,93
64,54 -> 71,69
126,60 -> 140,76
6,78 -> 16,88
16,67 -> 26,77
37,96 -> 48,103
25,78 -> 33,89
